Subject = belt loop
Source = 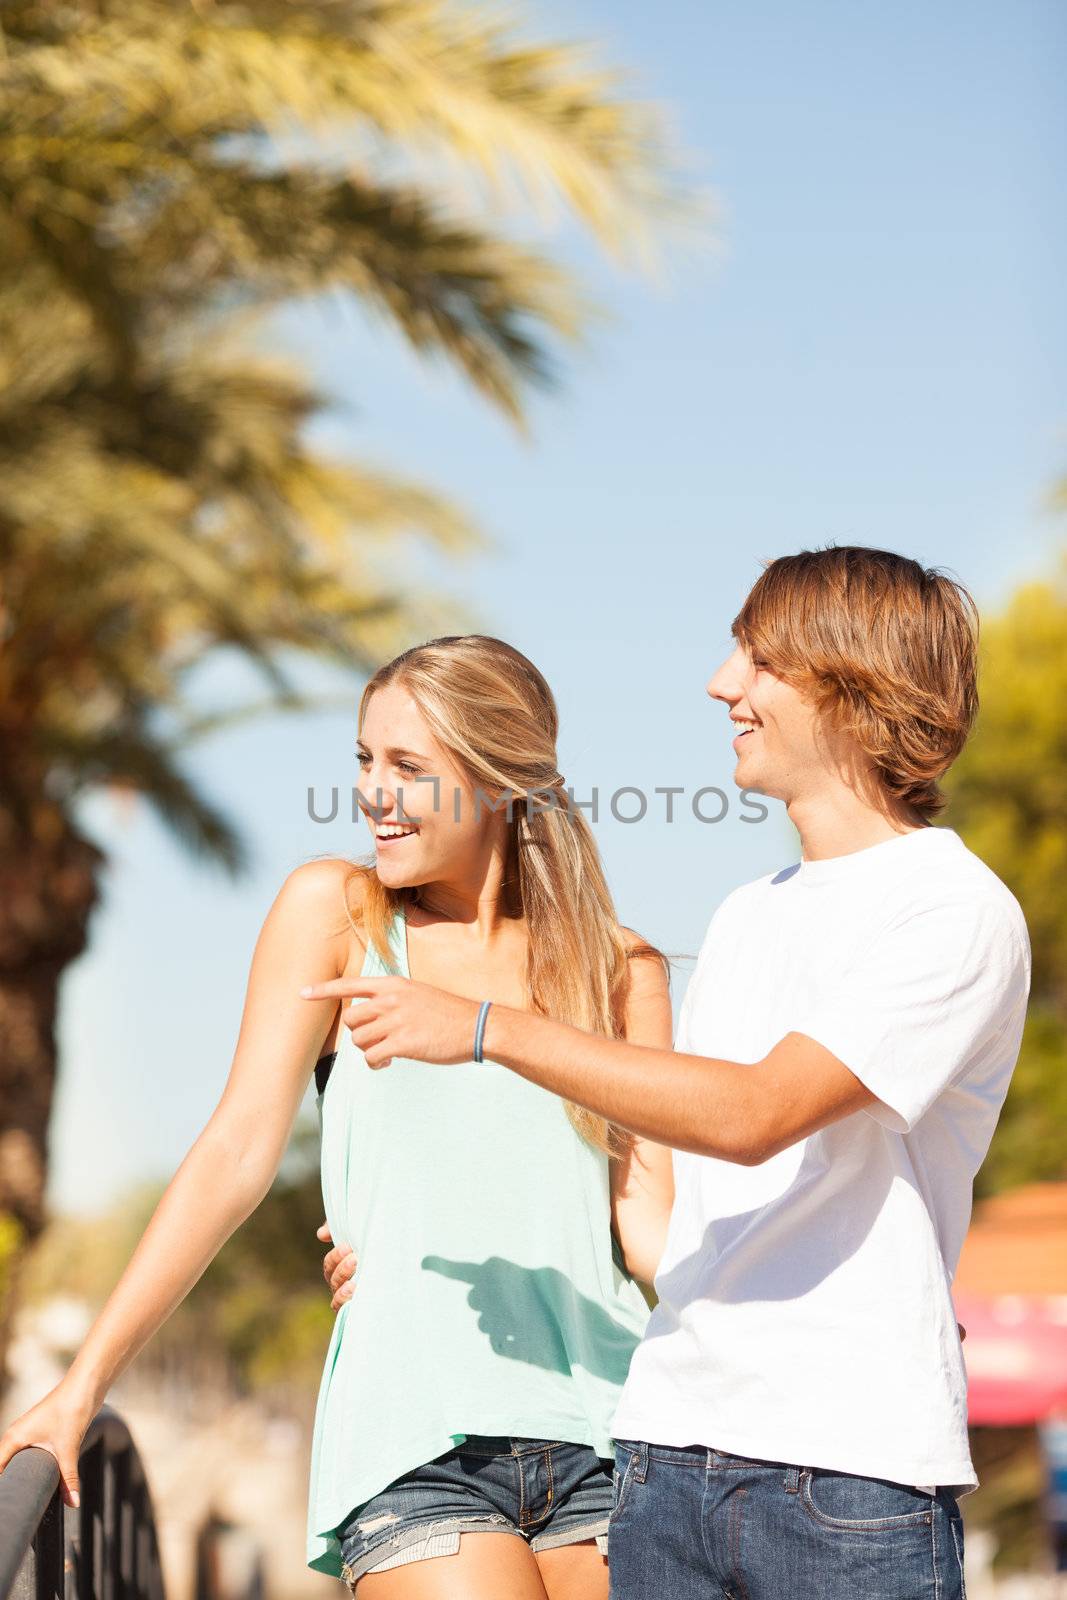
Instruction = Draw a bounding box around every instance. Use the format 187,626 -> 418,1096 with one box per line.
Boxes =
634,1441 -> 649,1483
784,1465 -> 801,1494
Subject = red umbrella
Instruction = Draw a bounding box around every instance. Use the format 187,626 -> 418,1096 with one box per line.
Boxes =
955,1291 -> 1067,1426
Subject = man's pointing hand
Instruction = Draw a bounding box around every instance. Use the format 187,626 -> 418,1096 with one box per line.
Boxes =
300,974 -> 482,1068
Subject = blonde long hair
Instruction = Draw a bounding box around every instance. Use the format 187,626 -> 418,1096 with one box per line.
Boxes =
342,634 -> 668,1159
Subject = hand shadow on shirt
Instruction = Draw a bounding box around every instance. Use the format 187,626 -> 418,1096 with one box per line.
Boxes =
421,1255 -> 641,1381
646,1124 -> 900,1327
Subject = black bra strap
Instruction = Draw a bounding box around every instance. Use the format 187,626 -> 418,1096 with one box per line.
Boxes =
314,1051 -> 337,1096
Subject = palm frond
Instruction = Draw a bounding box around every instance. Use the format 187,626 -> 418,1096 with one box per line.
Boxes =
40,724 -> 250,875
0,0 -> 695,863
166,689 -> 360,751
1,0 -> 696,258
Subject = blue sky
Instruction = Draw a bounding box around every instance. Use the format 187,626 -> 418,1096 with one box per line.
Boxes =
50,0 -> 1065,1213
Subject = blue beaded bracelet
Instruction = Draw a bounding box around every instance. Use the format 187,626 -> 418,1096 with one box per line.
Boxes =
473,999 -> 492,1063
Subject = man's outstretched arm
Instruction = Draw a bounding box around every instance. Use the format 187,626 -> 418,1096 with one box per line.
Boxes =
481,1004 -> 875,1163
299,975 -> 877,1165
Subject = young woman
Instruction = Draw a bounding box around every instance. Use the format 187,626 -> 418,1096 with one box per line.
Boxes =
0,634 -> 675,1600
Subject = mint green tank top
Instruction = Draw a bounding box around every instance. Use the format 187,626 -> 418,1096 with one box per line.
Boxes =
305,906 -> 652,1577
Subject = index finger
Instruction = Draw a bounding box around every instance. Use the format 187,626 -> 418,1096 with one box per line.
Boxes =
299,977 -> 396,1000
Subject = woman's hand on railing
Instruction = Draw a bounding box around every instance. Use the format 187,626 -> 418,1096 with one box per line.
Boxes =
317,1221 -> 358,1312
0,1379 -> 97,1509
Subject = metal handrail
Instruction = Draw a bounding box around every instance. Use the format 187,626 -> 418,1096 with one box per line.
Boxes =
0,1404 -> 165,1600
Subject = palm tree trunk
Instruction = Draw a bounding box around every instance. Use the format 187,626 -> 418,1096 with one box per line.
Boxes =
0,801 -> 104,1406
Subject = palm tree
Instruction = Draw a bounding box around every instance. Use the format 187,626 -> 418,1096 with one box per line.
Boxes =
0,0 -> 692,1389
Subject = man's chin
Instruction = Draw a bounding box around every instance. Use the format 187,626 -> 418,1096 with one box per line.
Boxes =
732,759 -> 776,801
732,753 -> 759,788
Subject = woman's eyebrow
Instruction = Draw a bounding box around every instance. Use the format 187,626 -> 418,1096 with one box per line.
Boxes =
356,742 -> 431,763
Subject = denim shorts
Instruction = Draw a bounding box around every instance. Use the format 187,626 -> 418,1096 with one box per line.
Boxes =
607,1438 -> 967,1600
336,1435 -> 613,1588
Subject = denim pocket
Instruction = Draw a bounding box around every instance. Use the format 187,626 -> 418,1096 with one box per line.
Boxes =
800,1469 -> 936,1532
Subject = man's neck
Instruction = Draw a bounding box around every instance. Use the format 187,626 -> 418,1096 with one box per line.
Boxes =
787,785 -> 926,864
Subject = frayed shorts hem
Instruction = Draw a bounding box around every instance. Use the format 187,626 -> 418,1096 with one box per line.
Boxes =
529,1519 -> 610,1555
340,1514 -> 609,1587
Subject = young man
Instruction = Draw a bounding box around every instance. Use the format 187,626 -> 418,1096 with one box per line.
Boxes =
306,546 -> 1031,1599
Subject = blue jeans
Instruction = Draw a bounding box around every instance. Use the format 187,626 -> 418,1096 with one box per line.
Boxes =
336,1435 -> 612,1587
608,1439 -> 967,1599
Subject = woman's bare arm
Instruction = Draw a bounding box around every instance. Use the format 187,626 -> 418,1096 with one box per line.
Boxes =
609,930 -> 675,1287
0,858 -> 354,1501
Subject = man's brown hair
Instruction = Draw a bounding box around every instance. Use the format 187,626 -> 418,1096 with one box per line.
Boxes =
731,545 -> 979,820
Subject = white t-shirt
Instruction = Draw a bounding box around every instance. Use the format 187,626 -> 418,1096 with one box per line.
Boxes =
609,825 -> 1030,1496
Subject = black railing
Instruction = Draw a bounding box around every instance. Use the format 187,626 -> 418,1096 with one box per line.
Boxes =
0,1405 -> 165,1600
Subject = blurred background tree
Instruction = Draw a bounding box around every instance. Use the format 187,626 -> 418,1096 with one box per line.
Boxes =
0,0 -> 692,1396
944,537 -> 1067,1199
22,1123 -> 337,1408
943,554 -> 1067,1583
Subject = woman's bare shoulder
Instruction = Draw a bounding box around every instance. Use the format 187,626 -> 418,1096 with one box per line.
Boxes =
617,923 -> 668,965
616,923 -> 672,1007
274,857 -> 369,954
